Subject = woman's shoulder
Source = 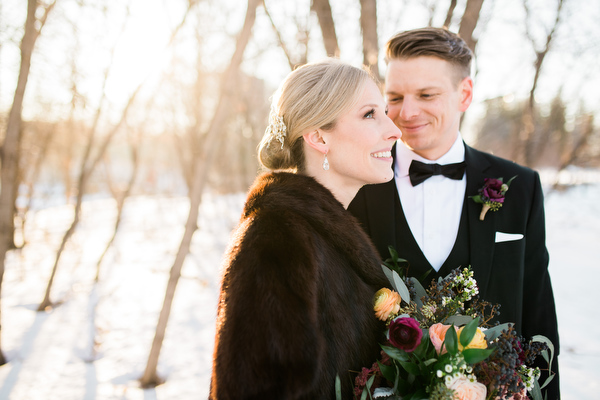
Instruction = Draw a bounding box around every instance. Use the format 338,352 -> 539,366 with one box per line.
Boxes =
242,171 -> 341,218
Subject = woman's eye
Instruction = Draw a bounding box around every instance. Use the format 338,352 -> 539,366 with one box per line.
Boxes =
364,109 -> 375,119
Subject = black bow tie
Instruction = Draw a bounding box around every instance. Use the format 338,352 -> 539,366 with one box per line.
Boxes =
408,160 -> 466,186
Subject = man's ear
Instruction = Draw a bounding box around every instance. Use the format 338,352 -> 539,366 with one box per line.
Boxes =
303,129 -> 328,154
458,76 -> 473,112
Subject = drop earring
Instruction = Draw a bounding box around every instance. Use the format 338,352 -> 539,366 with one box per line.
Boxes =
322,152 -> 329,171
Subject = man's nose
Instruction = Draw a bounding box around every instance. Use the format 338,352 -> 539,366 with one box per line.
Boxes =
399,98 -> 419,120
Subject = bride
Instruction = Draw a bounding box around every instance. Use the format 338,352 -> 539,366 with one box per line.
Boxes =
210,58 -> 401,399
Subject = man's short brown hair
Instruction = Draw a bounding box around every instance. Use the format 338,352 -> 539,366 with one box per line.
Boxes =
385,27 -> 473,83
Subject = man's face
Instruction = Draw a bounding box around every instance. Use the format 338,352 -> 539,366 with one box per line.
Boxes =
385,56 -> 473,160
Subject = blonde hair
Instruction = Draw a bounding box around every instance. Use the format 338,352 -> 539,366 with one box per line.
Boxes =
258,58 -> 372,171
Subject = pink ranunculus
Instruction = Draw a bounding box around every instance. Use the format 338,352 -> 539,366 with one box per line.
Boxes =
448,377 -> 487,400
429,323 -> 456,355
388,317 -> 422,352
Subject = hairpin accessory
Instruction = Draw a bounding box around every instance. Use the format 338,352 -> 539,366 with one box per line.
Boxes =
265,107 -> 287,149
322,152 -> 329,171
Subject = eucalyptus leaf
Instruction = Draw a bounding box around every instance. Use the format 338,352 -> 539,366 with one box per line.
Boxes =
335,375 -> 342,400
365,375 -> 375,400
462,348 -> 494,364
393,270 -> 411,304
540,373 -> 554,390
532,334 -> 554,371
531,379 -> 543,400
423,358 -> 438,367
541,348 -> 550,364
392,362 -> 401,392
445,314 -> 473,326
482,323 -> 511,342
381,265 -> 397,291
408,277 -> 426,307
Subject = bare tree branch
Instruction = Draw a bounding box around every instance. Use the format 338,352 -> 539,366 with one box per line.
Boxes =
444,0 -> 458,28
263,1 -> 295,70
38,0 -> 197,311
312,0 -> 340,57
458,0 -> 485,53
139,0 -> 262,387
520,0 -> 566,166
360,0 -> 380,82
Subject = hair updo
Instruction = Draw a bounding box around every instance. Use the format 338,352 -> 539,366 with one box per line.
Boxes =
258,58 -> 371,172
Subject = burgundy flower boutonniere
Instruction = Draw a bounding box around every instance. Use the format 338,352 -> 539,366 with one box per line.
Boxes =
470,176 -> 517,220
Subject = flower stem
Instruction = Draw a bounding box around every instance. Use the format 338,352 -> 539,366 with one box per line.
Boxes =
479,204 -> 491,221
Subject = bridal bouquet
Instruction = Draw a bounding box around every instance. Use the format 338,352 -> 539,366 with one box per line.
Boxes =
350,248 -> 554,400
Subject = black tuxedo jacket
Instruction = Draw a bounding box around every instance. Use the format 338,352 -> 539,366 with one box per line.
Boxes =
349,143 -> 560,399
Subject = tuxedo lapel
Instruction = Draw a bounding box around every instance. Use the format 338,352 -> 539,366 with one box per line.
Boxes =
464,144 -> 496,295
362,179 -> 397,260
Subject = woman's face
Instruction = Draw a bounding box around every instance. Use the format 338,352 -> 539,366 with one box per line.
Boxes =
322,80 -> 402,187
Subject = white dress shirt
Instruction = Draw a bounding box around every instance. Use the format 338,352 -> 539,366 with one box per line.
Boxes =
394,135 -> 467,272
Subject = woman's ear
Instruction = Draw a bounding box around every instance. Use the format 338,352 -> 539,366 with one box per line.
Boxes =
302,129 -> 328,154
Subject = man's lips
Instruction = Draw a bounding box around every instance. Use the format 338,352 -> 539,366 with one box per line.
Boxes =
400,123 -> 428,132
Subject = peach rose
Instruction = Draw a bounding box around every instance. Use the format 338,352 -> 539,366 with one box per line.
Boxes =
457,326 -> 488,351
373,288 -> 401,321
448,377 -> 487,400
429,323 -> 456,355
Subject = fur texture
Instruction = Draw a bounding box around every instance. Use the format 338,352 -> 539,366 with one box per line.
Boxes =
209,172 -> 389,399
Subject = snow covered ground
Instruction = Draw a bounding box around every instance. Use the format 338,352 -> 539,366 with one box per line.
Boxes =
0,170 -> 598,399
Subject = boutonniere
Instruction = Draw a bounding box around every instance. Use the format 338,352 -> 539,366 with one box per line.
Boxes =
470,176 -> 517,220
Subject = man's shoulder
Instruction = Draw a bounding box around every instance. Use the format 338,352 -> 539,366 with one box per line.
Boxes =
465,144 -> 537,178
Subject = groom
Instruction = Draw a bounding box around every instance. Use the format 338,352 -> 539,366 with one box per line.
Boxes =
348,27 -> 560,398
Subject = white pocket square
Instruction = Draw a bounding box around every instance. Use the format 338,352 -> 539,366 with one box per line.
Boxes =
495,232 -> 524,243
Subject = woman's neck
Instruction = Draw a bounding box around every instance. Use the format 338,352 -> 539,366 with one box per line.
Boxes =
302,167 -> 359,209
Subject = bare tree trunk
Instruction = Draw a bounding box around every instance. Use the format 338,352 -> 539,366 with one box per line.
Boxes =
553,114 -> 594,190
18,124 -> 54,249
37,1 -> 196,311
444,0 -> 458,28
458,0 -> 485,53
139,0 -> 261,387
0,0 -> 56,365
312,0 -> 340,57
359,0 -> 380,82
520,0 -> 565,166
79,129 -> 140,363
94,137 -> 140,282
